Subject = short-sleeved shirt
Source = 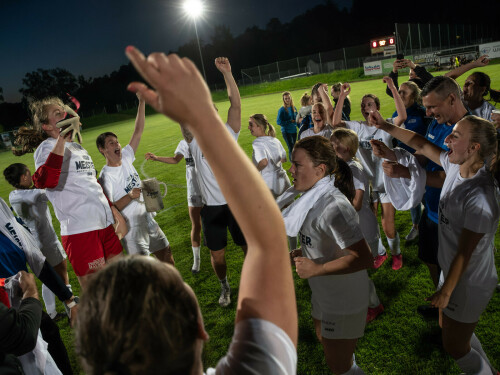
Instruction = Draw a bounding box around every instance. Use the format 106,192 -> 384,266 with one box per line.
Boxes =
298,187 -> 369,314
392,103 -> 429,153
424,120 -> 453,223
99,145 -> 147,228
206,318 -> 296,375
252,136 -> 290,195
438,151 -> 499,289
34,138 -> 113,236
348,160 -> 379,243
470,100 -> 496,122
174,140 -> 202,198
344,120 -> 394,192
190,124 -> 239,206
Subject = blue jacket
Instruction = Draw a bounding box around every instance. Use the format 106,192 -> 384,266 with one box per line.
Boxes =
277,106 -> 298,134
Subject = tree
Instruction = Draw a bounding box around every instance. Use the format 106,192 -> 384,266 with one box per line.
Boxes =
19,68 -> 78,101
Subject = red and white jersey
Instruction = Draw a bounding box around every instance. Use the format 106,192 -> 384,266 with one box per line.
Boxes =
34,138 -> 113,236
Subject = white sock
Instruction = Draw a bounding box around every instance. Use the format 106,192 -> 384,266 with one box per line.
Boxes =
66,284 -> 72,293
192,246 -> 200,271
42,284 -> 57,318
341,355 -> 366,375
288,236 -> 297,251
377,238 -> 387,256
220,277 -> 229,288
470,333 -> 497,374
368,279 -> 381,308
387,233 -> 401,256
456,347 -> 490,374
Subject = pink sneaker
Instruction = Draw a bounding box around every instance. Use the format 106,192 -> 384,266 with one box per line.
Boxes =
392,254 -> 403,270
367,304 -> 384,323
373,254 -> 387,269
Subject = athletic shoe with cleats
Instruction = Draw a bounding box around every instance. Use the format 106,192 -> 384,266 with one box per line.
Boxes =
405,227 -> 419,241
392,254 -> 403,270
373,254 -> 387,269
366,304 -> 384,323
219,284 -> 231,307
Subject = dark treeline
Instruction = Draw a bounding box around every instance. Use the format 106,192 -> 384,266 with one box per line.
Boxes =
1,0 -> 498,130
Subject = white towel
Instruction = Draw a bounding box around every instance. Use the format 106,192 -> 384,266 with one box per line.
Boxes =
282,176 -> 334,236
383,148 -> 426,211
0,198 -> 46,276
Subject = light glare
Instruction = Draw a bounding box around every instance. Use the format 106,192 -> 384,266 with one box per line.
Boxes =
183,0 -> 203,18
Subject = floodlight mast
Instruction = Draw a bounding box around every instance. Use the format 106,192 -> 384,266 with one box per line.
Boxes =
184,0 -> 207,82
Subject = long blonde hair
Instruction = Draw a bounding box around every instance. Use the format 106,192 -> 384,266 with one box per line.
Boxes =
250,114 -> 276,137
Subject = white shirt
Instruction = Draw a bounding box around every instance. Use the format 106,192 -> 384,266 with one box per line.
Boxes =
190,123 -> 239,206
344,120 -> 394,192
438,151 -> 499,290
298,187 -> 369,314
34,138 -> 113,236
99,145 -> 147,228
174,140 -> 201,197
299,127 -> 333,140
470,100 -> 496,122
252,136 -> 290,196
348,160 -> 380,243
9,189 -> 63,252
206,319 -> 296,375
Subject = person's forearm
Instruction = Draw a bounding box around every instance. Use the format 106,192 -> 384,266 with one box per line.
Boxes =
333,95 -> 346,127
32,153 -> 63,188
37,261 -> 72,302
256,159 -> 268,171
386,71 -> 398,98
129,100 -> 146,152
425,170 -> 446,188
223,71 -> 241,110
154,156 -> 181,164
392,87 -> 407,126
320,253 -> 372,275
113,194 -> 134,211
445,61 -> 475,80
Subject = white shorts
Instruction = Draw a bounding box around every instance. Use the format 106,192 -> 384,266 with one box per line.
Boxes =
121,216 -> 169,256
439,273 -> 496,323
188,194 -> 203,208
311,294 -> 367,339
371,191 -> 391,204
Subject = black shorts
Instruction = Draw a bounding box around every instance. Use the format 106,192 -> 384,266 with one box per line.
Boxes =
201,204 -> 246,251
418,211 -> 440,266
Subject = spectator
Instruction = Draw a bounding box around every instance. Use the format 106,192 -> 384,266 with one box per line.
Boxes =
277,91 -> 298,160
386,58 -> 434,98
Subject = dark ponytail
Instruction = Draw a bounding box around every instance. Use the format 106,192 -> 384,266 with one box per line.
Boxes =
3,163 -> 29,189
333,158 -> 355,204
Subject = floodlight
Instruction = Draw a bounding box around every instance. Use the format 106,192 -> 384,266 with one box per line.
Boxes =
183,0 -> 203,18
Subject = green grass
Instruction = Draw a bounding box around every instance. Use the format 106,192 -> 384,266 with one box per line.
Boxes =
1,65 -> 499,374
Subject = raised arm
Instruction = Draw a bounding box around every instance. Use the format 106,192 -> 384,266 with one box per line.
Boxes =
385,76 -> 407,126
126,48 -> 297,345
215,57 -> 241,133
445,55 -> 489,80
333,83 -> 350,127
386,60 -> 402,98
129,94 -> 146,153
145,152 -> 184,164
319,84 -> 334,123
369,110 -> 442,166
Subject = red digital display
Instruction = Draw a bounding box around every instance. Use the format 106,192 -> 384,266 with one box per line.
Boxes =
389,38 -> 394,44
372,41 -> 377,48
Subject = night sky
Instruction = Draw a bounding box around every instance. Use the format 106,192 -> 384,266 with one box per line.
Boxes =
0,0 -> 351,102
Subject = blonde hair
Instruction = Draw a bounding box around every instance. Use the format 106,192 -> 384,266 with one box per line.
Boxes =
331,128 -> 359,158
282,91 -> 296,111
300,92 -> 311,107
400,81 -> 422,106
250,114 -> 276,137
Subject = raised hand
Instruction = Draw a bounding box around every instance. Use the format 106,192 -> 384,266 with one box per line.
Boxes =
145,152 -> 158,161
341,83 -> 351,97
383,76 -> 396,91
128,187 -> 142,199
56,105 -> 82,143
473,54 -> 490,67
371,139 -> 396,160
215,57 -> 232,73
367,110 -> 389,130
125,46 -> 215,127
382,161 -> 410,178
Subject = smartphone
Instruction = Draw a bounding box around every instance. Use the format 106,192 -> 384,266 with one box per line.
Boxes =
397,54 -> 404,60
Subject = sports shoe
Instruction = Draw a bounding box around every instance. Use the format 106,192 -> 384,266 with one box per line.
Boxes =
392,254 -> 403,270
366,304 -> 384,323
64,296 -> 79,320
218,284 -> 231,307
405,226 -> 419,241
191,260 -> 200,274
373,254 -> 387,269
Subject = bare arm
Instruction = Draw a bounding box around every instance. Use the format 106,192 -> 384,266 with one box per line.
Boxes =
369,111 -> 443,166
427,229 -> 485,308
294,238 -> 373,278
385,76 -> 407,126
444,55 -> 489,80
145,152 -> 184,164
319,84 -> 334,123
126,48 -> 297,345
425,170 -> 446,188
256,159 -> 268,171
129,94 -> 146,153
333,83 -> 350,127
352,189 -> 364,211
113,187 -> 141,211
216,57 -> 241,133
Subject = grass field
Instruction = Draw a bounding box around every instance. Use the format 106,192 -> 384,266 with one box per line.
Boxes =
1,65 -> 499,374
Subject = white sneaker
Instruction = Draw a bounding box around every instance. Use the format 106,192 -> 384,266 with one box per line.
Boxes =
405,227 -> 419,241
219,284 -> 231,307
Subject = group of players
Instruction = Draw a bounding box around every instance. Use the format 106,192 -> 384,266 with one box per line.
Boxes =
1,48 -> 499,375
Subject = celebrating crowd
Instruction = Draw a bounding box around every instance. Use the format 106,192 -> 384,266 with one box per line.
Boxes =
1,49 -> 499,375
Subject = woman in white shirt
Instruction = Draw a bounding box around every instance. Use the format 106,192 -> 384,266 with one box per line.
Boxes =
370,113 -> 499,375
285,136 -> 373,374
248,114 -> 291,198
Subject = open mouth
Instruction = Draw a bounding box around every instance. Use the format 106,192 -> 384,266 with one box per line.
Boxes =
114,148 -> 121,155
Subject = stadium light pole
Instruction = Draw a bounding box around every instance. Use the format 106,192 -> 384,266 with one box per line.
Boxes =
183,0 -> 207,82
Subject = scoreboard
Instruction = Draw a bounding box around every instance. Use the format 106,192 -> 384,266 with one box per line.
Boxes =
370,36 -> 396,56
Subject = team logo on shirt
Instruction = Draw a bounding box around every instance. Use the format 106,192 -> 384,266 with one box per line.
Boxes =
5,223 -> 23,248
299,231 -> 312,246
359,136 -> 385,150
75,160 -> 95,172
124,173 -> 141,193
438,201 -> 449,225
